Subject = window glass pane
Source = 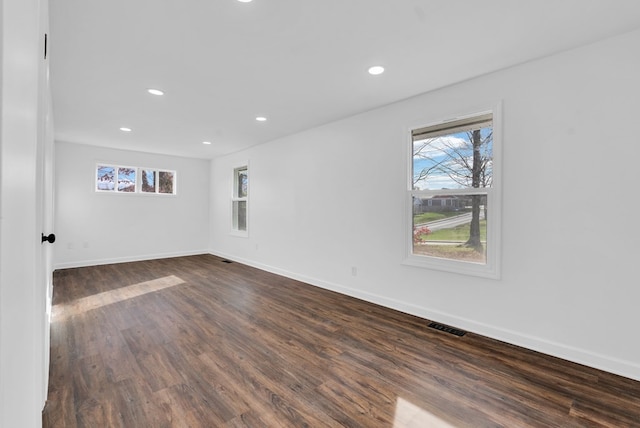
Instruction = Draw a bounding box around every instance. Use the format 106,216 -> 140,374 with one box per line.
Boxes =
158,171 -> 175,194
117,167 -> 136,192
236,168 -> 248,198
233,201 -> 247,231
96,165 -> 115,191
412,124 -> 493,191
141,169 -> 156,193
413,194 -> 487,264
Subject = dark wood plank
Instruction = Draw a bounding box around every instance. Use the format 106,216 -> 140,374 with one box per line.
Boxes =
43,254 -> 640,427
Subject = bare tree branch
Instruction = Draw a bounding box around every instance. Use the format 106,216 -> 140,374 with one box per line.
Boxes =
412,124 -> 493,253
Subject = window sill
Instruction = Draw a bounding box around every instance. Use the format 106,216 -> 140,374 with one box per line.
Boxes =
230,230 -> 249,238
402,254 -> 500,279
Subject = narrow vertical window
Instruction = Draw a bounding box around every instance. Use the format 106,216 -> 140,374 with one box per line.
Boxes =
158,171 -> 176,194
141,169 -> 157,193
405,108 -> 501,278
232,166 -> 248,234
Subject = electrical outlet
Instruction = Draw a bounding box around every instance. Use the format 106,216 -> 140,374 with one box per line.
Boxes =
351,266 -> 357,276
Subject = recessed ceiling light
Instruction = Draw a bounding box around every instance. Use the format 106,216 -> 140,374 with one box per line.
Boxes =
237,0 -> 252,3
202,141 -> 212,145
368,65 -> 385,75
119,127 -> 132,132
147,88 -> 164,96
256,116 -> 267,122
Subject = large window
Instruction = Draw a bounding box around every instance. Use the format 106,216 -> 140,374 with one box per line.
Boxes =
232,166 -> 248,235
405,108 -> 501,278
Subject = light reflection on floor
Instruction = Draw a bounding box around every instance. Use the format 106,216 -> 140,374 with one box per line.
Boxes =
394,397 -> 457,428
52,275 -> 185,320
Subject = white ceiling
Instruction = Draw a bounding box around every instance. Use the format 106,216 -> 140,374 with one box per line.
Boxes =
50,0 -> 640,159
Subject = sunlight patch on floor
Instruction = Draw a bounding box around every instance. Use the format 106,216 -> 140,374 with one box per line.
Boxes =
52,275 -> 185,320
393,397 -> 457,428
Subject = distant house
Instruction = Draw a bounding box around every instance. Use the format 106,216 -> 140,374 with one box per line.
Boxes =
415,195 -> 466,213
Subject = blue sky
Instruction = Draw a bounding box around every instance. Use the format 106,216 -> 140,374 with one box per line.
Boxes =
118,168 -> 136,182
143,170 -> 155,186
97,166 -> 114,180
413,128 -> 492,190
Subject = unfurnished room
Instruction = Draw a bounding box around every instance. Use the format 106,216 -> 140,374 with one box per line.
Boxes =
2,1 -> 640,427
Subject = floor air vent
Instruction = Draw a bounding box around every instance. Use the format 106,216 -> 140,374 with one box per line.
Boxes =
221,260 -> 233,264
428,322 -> 466,337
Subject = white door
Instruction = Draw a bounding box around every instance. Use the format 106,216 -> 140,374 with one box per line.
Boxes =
36,0 -> 55,407
36,95 -> 55,408
0,0 -> 51,423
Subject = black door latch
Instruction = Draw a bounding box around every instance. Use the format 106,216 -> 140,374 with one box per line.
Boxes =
41,233 -> 56,244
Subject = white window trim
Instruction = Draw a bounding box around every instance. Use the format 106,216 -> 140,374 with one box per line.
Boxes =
231,163 -> 249,237
139,167 -> 178,196
402,102 -> 503,279
95,163 -> 177,196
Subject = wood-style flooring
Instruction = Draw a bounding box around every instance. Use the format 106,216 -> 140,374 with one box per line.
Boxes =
43,254 -> 640,427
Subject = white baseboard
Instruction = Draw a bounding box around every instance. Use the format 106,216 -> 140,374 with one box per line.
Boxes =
53,249 -> 209,271
208,249 -> 640,382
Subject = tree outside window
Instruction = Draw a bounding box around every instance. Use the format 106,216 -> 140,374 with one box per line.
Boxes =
410,112 -> 497,272
232,166 -> 248,233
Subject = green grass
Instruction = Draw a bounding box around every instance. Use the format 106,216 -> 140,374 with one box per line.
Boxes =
413,244 -> 486,263
413,210 -> 467,224
414,219 -> 488,263
419,220 -> 487,242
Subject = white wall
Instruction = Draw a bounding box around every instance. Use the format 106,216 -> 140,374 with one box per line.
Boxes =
54,142 -> 210,269
210,29 -> 640,381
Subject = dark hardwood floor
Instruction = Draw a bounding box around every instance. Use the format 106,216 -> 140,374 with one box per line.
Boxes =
43,254 -> 640,427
